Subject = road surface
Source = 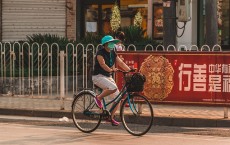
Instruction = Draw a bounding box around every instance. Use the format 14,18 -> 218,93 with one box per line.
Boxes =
0,117 -> 230,145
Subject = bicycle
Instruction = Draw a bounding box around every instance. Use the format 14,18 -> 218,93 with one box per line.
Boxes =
71,69 -> 154,136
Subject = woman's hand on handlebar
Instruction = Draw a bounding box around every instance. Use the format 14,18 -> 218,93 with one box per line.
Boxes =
110,67 -> 118,73
129,68 -> 136,72
116,68 -> 137,73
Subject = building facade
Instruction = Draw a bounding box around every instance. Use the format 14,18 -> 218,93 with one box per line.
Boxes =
0,0 -> 229,49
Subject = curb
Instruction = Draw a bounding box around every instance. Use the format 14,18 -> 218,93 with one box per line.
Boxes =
0,108 -> 229,127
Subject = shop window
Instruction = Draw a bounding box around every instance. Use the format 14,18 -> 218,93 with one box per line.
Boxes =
85,5 -> 98,33
153,4 -> 163,39
84,4 -> 113,35
120,1 -> 148,32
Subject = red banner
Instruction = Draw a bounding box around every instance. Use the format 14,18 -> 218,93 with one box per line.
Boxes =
116,52 -> 230,105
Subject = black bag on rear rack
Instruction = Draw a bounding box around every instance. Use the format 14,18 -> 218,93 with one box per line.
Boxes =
125,73 -> 146,92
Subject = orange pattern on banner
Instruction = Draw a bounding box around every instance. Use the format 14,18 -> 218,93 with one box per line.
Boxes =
140,55 -> 174,100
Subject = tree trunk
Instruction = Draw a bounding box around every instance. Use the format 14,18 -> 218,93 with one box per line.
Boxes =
205,0 -> 218,48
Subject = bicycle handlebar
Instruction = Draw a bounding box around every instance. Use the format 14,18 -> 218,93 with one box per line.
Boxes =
116,68 -> 136,74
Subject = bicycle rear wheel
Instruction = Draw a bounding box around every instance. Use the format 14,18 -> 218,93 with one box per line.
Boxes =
72,91 -> 102,133
120,94 -> 153,136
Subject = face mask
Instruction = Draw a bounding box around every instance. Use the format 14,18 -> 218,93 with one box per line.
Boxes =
108,42 -> 115,50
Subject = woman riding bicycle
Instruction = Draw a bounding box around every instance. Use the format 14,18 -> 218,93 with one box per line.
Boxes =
92,35 -> 131,126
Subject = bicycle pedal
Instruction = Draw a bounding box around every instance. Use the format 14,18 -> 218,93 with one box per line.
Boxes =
101,110 -> 110,117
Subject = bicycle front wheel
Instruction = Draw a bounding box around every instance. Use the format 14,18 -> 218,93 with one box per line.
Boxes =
72,91 -> 102,133
120,94 -> 153,136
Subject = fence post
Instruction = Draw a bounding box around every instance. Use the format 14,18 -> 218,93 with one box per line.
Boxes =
60,51 -> 65,110
224,107 -> 228,119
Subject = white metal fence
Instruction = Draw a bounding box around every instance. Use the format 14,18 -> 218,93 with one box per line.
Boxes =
0,42 -> 223,99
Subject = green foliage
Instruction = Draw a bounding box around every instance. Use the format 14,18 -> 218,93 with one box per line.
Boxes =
26,34 -> 75,50
25,34 -> 85,75
121,26 -> 145,44
26,33 -> 103,47
78,32 -> 102,45
120,26 -> 160,50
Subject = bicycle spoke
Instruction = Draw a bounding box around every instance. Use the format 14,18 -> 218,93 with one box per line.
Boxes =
72,92 -> 101,133
121,94 -> 153,136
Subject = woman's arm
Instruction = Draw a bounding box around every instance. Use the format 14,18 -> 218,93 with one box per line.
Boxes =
116,56 -> 131,71
97,55 -> 113,72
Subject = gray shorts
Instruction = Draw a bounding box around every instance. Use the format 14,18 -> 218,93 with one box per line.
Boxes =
92,74 -> 119,97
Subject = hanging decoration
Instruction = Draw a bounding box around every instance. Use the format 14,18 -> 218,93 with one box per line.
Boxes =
134,11 -> 143,27
110,3 -> 121,32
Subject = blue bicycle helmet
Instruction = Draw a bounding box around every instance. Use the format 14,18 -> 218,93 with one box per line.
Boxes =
101,35 -> 120,45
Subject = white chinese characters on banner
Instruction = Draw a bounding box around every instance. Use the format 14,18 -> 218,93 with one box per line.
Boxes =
194,64 -> 206,91
179,63 -> 230,93
209,75 -> 221,92
223,75 -> 230,92
179,63 -> 192,91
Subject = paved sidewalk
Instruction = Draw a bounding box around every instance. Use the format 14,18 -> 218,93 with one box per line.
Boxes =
0,96 -> 229,127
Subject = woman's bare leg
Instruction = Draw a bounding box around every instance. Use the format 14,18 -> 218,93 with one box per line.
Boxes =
110,101 -> 120,119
